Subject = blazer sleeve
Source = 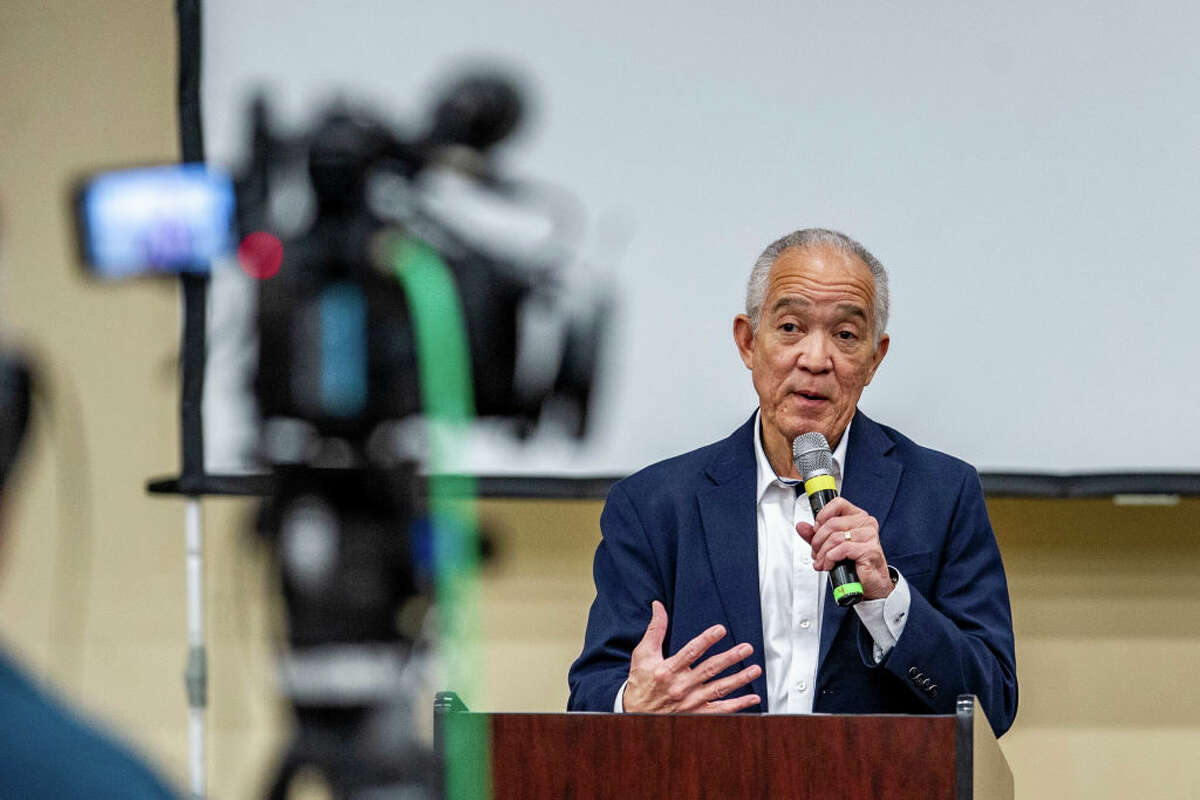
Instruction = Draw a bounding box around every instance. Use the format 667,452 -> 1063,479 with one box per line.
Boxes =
567,481 -> 668,711
863,467 -> 1018,736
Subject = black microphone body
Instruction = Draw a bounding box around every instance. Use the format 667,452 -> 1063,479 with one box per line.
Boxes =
793,433 -> 864,608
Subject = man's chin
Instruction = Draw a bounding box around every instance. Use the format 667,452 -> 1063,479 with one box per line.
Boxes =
777,411 -> 842,447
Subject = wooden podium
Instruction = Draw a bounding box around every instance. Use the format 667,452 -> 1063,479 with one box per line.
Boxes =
434,694 -> 1012,799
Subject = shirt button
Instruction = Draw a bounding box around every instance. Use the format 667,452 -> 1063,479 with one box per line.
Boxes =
797,681 -> 807,692
800,618 -> 811,629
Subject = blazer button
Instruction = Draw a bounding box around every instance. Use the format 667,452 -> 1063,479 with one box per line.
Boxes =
921,678 -> 933,689
929,686 -> 939,698
908,667 -> 920,679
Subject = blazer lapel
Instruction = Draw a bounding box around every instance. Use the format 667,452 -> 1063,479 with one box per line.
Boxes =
816,410 -> 903,676
698,416 -> 768,709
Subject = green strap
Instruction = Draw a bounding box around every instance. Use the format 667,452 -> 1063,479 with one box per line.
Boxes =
392,235 -> 489,800
392,237 -> 475,424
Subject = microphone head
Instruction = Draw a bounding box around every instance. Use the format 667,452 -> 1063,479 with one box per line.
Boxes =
792,432 -> 833,479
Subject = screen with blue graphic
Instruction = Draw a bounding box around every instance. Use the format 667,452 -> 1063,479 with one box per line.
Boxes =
76,164 -> 236,278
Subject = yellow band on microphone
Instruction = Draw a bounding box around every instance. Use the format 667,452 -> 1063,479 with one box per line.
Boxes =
804,474 -> 837,495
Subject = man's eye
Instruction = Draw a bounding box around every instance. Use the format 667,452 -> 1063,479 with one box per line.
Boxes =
780,323 -> 799,333
837,330 -> 857,341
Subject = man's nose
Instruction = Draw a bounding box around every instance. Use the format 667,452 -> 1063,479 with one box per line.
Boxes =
796,332 -> 832,372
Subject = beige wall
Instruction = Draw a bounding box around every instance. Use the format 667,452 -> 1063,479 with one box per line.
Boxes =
990,497 -> 1200,798
1,3 -> 1198,798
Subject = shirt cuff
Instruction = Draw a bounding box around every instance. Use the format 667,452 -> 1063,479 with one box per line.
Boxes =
614,679 -> 628,712
853,567 -> 911,663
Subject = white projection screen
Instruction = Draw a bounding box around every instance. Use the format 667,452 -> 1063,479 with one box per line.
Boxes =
200,1 -> 1200,486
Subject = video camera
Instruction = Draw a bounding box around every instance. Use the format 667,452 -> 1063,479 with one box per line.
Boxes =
74,71 -> 608,798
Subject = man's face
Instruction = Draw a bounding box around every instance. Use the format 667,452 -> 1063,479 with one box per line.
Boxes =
733,245 -> 889,463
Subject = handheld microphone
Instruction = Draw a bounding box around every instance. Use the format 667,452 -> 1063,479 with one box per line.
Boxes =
793,432 -> 863,607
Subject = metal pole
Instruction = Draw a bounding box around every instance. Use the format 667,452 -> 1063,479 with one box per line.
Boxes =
183,498 -> 207,799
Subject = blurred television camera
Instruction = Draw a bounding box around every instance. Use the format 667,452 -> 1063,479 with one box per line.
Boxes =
74,70 -> 609,799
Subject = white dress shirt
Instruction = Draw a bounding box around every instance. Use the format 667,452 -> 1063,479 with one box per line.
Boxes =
614,411 -> 911,712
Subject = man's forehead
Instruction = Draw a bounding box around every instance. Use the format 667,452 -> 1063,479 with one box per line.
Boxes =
766,246 -> 875,303
770,244 -> 872,279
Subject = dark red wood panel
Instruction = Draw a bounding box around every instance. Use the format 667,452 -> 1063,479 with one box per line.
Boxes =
484,712 -> 956,799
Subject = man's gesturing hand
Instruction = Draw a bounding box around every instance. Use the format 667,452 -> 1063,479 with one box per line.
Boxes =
622,601 -> 762,714
795,496 -> 893,600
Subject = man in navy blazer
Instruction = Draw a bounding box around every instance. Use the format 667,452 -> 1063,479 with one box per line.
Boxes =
567,229 -> 1017,736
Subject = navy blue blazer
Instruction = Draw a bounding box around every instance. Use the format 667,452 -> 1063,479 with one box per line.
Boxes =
567,410 -> 1018,737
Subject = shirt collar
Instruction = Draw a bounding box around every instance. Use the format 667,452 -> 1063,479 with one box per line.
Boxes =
753,409 -> 851,504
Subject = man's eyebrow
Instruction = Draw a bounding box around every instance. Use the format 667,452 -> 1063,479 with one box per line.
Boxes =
836,303 -> 869,322
769,297 -> 868,322
770,296 -> 810,313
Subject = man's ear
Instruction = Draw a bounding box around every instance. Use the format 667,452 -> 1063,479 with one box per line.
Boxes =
733,314 -> 756,370
864,333 -> 890,386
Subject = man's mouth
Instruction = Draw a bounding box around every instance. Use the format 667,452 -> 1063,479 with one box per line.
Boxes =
794,390 -> 828,404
